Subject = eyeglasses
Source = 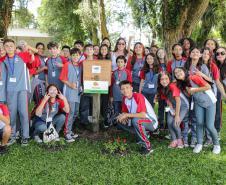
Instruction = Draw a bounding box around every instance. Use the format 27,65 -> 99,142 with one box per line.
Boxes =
118,42 -> 125,46
216,51 -> 226,56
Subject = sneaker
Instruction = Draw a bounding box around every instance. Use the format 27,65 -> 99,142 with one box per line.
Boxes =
71,133 -> 79,139
183,141 -> 189,148
7,138 -> 16,146
34,135 -> 42,143
168,140 -> 177,148
193,144 -> 203,153
21,138 -> 29,146
190,138 -> 197,148
65,135 -> 75,143
140,147 -> 153,155
153,129 -> 160,135
165,134 -> 171,140
177,139 -> 184,148
204,140 -> 213,147
212,145 -> 221,154
0,146 -> 8,155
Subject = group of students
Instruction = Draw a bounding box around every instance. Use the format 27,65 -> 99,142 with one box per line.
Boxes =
0,36 -> 225,155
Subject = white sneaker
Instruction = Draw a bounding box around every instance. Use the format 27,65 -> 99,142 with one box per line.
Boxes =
34,135 -> 42,143
165,134 -> 171,140
212,145 -> 221,154
193,144 -> 203,154
54,137 -> 60,142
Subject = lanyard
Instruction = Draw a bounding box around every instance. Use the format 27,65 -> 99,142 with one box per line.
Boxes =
72,64 -> 80,80
149,70 -> 154,82
117,69 -> 125,81
128,96 -> 133,113
160,63 -> 166,71
7,55 -> 16,76
50,57 -> 57,71
173,60 -> 182,69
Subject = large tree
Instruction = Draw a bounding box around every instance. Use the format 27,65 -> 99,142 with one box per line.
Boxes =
127,0 -> 211,56
0,0 -> 14,38
38,0 -> 86,45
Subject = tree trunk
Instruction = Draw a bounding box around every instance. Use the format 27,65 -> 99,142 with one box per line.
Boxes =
162,0 -> 209,58
98,0 -> 109,39
0,0 -> 14,38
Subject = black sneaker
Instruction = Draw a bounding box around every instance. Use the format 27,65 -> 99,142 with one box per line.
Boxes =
140,147 -> 153,155
0,146 -> 8,155
21,138 -> 29,146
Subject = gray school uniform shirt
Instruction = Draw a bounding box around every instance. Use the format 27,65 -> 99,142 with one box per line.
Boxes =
3,52 -> 31,92
38,55 -> 47,81
60,62 -> 81,103
46,56 -> 66,91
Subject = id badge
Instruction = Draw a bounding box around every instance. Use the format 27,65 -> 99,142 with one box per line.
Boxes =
148,84 -> 155,88
0,81 -> 3,85
52,71 -> 56,77
46,117 -> 52,123
191,101 -> 194,110
116,81 -> 120,85
9,77 -> 16,83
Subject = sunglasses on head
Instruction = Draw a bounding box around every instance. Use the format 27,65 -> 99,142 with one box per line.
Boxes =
216,51 -> 225,56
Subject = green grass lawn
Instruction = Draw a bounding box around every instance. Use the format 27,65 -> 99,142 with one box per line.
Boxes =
0,105 -> 226,185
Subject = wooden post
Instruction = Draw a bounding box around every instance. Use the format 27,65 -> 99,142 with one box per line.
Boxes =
91,94 -> 101,132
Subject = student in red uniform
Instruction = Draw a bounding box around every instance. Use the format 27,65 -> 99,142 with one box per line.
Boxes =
33,84 -> 69,143
117,80 -> 158,155
157,72 -> 189,148
0,103 -> 11,154
214,47 -> 226,141
167,44 -> 186,80
126,42 -> 145,92
139,53 -> 159,107
110,55 -> 132,114
45,41 -> 68,92
1,39 -> 38,146
174,67 -> 220,154
60,48 -> 82,142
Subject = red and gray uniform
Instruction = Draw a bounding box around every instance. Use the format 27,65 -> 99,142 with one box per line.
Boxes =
167,58 -> 186,80
121,93 -> 158,149
46,56 -> 67,92
59,62 -> 82,136
0,104 -> 10,131
1,52 -> 32,140
111,68 -> 132,102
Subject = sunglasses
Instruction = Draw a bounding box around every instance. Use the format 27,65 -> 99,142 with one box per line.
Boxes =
216,51 -> 225,56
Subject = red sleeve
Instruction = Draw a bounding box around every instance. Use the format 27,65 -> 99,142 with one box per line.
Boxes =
211,62 -> 220,80
169,83 -> 180,97
121,97 -> 129,113
60,56 -> 68,64
126,56 -> 132,71
126,69 -> 132,82
59,63 -> 69,81
166,60 -> 172,73
134,93 -> 146,113
139,70 -> 145,80
190,75 -> 207,87
0,104 -> 10,116
0,56 -> 6,63
57,99 -> 65,109
17,51 -> 32,64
